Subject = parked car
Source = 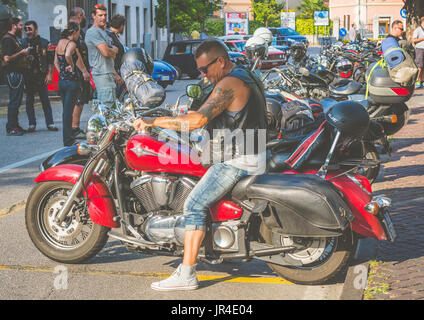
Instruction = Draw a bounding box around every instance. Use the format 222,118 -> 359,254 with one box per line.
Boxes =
46,46 -> 176,95
269,27 -> 308,47
224,40 -> 287,69
162,39 -> 249,80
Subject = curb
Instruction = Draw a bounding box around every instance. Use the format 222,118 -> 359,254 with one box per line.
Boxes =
340,238 -> 378,300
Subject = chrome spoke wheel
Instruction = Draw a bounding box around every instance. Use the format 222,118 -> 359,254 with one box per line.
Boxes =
38,188 -> 94,250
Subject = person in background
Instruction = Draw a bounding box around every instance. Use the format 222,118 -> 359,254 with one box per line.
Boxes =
22,20 -> 58,133
106,14 -> 126,99
386,20 -> 404,44
54,22 -> 89,146
69,7 -> 91,139
349,24 -> 357,42
85,3 -> 121,107
2,17 -> 28,136
106,14 -> 126,74
412,17 -> 424,89
200,28 -> 208,40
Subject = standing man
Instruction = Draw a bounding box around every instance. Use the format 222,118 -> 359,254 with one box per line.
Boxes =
412,17 -> 424,89
69,7 -> 92,139
200,28 -> 208,40
349,24 -> 357,42
22,20 -> 58,132
1,17 -> 28,136
133,40 -> 268,291
106,14 -> 126,99
85,4 -> 120,107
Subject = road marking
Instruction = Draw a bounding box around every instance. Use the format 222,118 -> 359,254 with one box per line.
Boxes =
0,148 -> 61,175
0,200 -> 26,218
0,264 -> 293,285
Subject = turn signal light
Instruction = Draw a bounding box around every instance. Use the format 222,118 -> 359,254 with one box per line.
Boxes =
364,202 -> 379,215
391,115 -> 398,123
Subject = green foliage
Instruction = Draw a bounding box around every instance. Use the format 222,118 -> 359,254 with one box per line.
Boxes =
296,0 -> 328,19
1,0 -> 18,9
155,0 -> 222,34
251,0 -> 283,27
296,19 -> 333,35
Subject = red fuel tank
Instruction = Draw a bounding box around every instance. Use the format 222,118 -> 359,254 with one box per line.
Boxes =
125,133 -> 207,177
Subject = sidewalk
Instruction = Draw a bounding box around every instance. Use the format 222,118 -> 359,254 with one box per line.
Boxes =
0,85 -> 61,116
365,88 -> 424,300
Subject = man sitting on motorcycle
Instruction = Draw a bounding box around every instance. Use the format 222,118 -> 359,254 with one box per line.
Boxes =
133,39 -> 268,291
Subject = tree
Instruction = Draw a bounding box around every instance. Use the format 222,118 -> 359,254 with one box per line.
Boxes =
155,0 -> 222,35
251,0 -> 283,27
1,0 -> 18,9
296,0 -> 328,20
404,0 -> 424,39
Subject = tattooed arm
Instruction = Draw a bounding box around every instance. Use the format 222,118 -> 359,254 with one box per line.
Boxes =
133,76 -> 249,132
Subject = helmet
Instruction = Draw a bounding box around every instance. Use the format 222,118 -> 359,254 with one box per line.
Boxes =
280,100 -> 315,138
245,36 -> 268,60
290,42 -> 306,62
336,58 -> 353,73
265,98 -> 283,138
121,47 -> 154,75
325,101 -> 370,137
253,27 -> 273,46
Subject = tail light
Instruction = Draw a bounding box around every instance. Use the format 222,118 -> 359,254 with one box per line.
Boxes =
391,88 -> 410,96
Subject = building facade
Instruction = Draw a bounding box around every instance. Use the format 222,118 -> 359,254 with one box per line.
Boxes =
329,0 -> 405,39
218,0 -> 303,20
24,0 -> 168,59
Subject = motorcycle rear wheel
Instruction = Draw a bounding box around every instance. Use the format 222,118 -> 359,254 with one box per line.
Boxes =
260,223 -> 355,285
25,181 -> 110,264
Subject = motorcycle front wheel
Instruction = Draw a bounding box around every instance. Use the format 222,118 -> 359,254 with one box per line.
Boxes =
260,223 -> 356,285
25,181 -> 110,264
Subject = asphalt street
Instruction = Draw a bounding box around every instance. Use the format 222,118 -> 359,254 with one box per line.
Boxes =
0,62 -> 351,301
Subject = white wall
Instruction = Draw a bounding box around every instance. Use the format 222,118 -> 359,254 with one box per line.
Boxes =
28,0 -> 66,41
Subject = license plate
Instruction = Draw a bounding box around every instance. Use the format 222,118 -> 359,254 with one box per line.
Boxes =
382,211 -> 397,242
161,75 -> 170,81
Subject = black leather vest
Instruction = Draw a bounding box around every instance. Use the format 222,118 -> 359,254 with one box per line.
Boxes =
206,66 -> 268,155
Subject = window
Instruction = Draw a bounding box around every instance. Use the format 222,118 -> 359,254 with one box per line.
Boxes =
125,6 -> 131,46
136,7 -> 140,45
378,17 -> 391,37
170,43 -> 191,55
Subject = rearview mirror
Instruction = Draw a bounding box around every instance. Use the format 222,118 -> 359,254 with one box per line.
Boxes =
186,84 -> 202,99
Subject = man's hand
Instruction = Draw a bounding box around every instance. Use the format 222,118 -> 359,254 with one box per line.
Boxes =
133,117 -> 154,132
45,73 -> 52,84
114,72 -> 124,85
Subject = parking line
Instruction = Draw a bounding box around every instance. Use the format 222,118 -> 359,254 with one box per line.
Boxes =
0,148 -> 61,175
0,264 -> 293,285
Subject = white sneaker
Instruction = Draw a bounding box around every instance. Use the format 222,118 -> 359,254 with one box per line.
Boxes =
151,264 -> 199,291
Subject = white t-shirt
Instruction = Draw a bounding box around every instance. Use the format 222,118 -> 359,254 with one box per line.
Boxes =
413,26 -> 424,49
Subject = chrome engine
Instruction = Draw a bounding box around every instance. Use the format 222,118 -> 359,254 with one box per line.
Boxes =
129,174 -> 239,250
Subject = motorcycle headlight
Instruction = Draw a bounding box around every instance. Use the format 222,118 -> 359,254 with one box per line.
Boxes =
86,114 -> 107,145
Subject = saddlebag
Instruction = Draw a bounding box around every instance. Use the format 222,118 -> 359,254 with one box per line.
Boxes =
245,173 -> 354,237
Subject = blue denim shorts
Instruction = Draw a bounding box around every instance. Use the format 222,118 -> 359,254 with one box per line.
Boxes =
183,163 -> 249,231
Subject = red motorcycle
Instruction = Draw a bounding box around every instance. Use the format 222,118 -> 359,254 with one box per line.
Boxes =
25,95 -> 396,285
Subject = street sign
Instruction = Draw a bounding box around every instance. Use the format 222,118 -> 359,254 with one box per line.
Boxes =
400,8 -> 407,19
314,11 -> 329,26
281,11 -> 296,30
339,28 -> 347,38
225,12 -> 249,36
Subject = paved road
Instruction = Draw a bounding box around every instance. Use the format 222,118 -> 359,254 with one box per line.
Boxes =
0,76 -> 350,301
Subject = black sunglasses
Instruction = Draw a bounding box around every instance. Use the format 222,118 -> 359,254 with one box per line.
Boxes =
197,57 -> 221,75
25,27 -> 33,31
